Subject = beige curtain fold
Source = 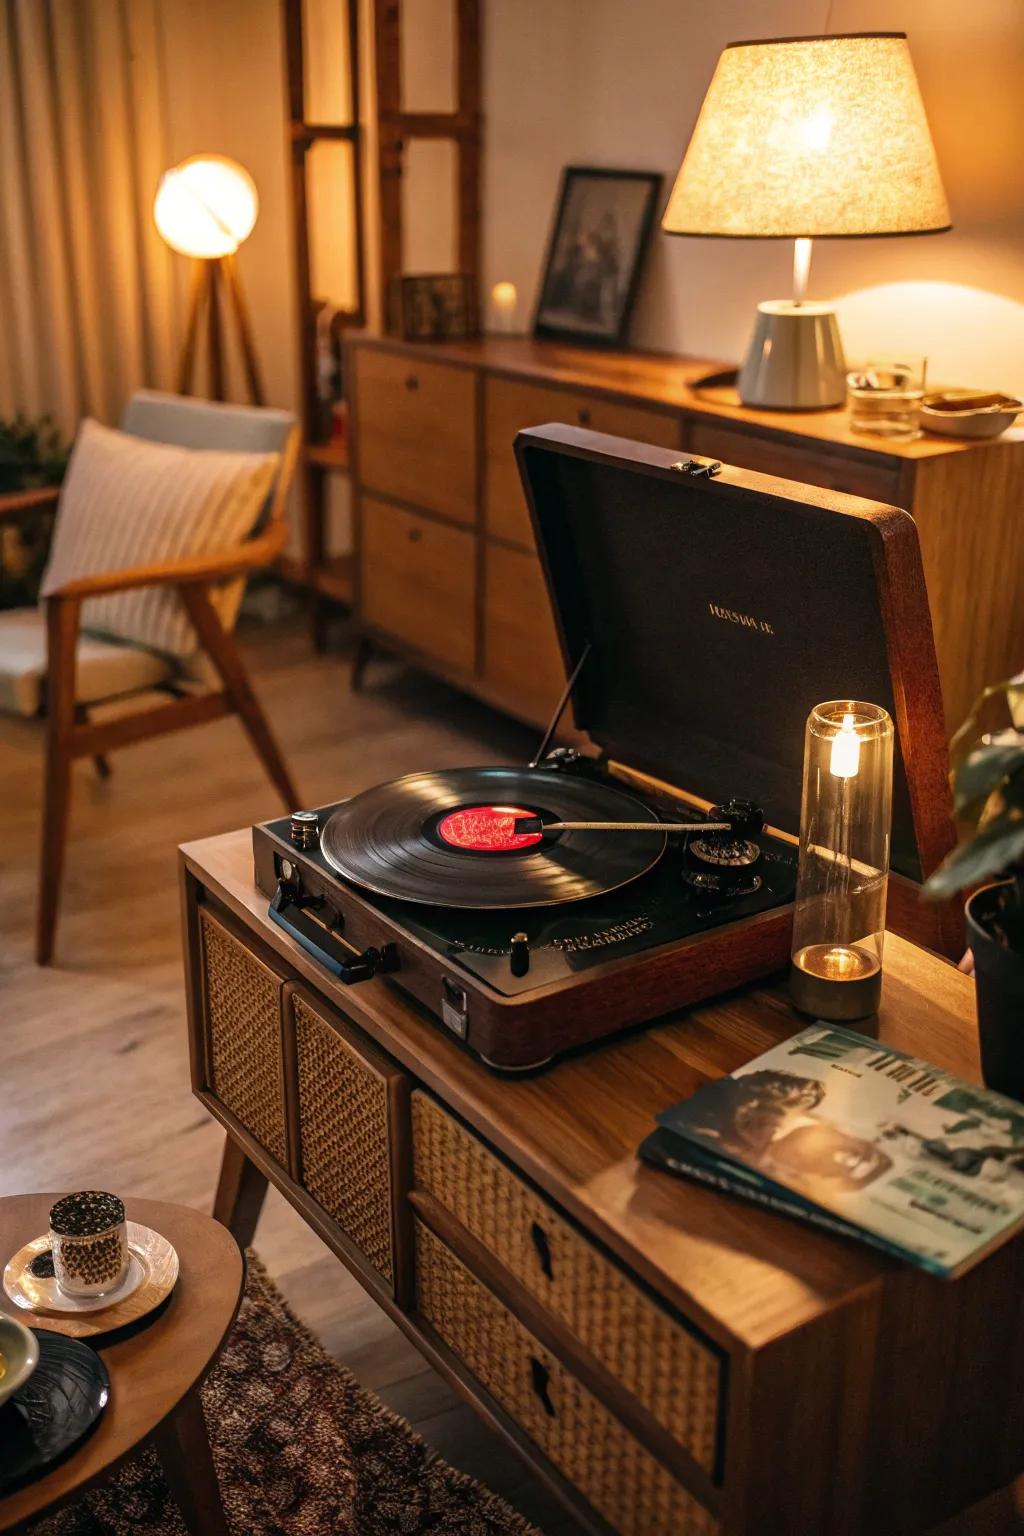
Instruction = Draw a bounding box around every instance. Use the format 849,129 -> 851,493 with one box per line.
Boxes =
0,0 -> 182,436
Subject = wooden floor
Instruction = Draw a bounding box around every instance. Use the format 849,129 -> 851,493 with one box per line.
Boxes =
0,617 -> 578,1535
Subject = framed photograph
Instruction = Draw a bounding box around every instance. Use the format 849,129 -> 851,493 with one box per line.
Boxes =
389,273 -> 479,342
533,167 -> 663,346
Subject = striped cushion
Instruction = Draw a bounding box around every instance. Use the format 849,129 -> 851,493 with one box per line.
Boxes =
40,418 -> 278,660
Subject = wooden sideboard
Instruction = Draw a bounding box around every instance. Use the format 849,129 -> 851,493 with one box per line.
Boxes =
346,335 -> 1024,737
182,828 -> 1024,1536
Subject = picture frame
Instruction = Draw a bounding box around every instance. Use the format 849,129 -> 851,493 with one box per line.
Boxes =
388,273 -> 479,342
533,167 -> 663,347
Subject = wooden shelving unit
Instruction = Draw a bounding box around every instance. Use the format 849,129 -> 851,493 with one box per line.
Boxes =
280,0 -> 365,641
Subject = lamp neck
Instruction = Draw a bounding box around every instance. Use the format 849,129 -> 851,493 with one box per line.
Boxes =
793,237 -> 813,306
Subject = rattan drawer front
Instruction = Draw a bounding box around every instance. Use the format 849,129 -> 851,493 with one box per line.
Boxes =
415,1221 -> 717,1536
199,907 -> 287,1166
291,992 -> 398,1285
412,1092 -> 721,1475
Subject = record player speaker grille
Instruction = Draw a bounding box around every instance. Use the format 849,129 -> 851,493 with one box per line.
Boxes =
414,1220 -> 719,1536
200,908 -> 288,1167
411,1094 -> 721,1477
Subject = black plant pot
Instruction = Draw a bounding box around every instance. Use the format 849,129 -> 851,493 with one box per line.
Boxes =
966,882 -> 1024,1100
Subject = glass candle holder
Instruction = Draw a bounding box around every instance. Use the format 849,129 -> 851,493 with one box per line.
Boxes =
49,1191 -> 129,1299
790,702 -> 894,1021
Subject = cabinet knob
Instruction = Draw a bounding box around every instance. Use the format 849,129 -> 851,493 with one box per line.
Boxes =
405,374 -> 419,392
407,527 -> 422,542
577,406 -> 592,426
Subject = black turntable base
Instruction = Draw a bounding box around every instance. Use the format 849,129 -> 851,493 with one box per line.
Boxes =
252,754 -> 798,1070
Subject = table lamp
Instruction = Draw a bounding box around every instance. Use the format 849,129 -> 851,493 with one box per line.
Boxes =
662,33 -> 950,410
154,154 -> 265,404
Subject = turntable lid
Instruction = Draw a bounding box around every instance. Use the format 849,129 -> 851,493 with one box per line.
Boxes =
514,424 -> 952,882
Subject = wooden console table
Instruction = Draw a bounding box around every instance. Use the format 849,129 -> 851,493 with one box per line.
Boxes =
181,829 -> 1024,1536
346,335 -> 1024,737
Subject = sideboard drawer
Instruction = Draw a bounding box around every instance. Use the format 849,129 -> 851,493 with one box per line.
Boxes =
290,990 -> 405,1289
482,542 -> 565,724
415,1219 -> 717,1536
485,376 -> 679,548
688,421 -> 902,504
411,1092 -> 722,1476
355,347 -> 477,525
199,906 -> 288,1167
360,497 -> 476,673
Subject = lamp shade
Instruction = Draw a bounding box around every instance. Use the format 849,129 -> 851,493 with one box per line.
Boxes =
154,154 -> 259,259
662,33 -> 950,239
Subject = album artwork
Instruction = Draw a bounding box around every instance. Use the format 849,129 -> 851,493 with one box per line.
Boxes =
643,1024 -> 1024,1277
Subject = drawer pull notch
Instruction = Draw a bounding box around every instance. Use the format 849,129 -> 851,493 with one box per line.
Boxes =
530,1220 -> 554,1280
530,1355 -> 556,1417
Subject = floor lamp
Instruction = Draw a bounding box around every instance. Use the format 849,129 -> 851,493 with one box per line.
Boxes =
154,154 -> 266,406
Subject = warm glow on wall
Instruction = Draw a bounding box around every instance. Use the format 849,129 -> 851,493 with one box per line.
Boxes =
153,155 -> 258,259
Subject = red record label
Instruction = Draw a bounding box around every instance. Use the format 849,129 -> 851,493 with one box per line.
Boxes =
436,804 -> 543,852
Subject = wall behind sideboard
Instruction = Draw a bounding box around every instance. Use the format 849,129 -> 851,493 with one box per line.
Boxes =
482,0 -> 1024,392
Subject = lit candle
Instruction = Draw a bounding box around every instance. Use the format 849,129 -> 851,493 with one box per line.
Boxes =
829,711 -> 861,778
490,281 -> 518,334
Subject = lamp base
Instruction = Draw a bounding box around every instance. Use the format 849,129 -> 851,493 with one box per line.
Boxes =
738,300 -> 846,411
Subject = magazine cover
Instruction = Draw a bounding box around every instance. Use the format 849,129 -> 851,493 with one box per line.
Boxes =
654,1024 -> 1024,1277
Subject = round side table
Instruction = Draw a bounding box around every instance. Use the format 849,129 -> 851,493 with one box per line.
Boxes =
0,1194 -> 243,1535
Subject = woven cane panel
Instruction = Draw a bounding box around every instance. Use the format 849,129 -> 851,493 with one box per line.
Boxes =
415,1221 -> 718,1536
200,908 -> 287,1165
293,994 -> 394,1284
412,1092 -> 721,1475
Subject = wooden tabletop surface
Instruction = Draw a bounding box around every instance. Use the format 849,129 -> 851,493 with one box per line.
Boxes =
184,828 -> 980,1356
351,334 -> 980,461
0,1195 -> 242,1532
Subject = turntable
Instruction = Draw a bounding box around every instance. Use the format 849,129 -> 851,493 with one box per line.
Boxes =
253,425 -> 956,1069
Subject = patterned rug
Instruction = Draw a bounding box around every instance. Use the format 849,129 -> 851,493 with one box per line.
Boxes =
32,1254 -> 542,1535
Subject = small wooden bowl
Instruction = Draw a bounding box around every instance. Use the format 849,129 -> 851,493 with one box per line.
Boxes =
921,390 -> 1022,440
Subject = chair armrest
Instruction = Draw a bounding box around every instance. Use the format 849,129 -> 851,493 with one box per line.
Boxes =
0,485 -> 61,521
42,529 -> 285,600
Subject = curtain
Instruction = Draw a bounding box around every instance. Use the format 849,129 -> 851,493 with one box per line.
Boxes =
0,0 -> 182,437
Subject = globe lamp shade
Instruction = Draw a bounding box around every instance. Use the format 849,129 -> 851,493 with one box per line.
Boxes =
154,155 -> 259,260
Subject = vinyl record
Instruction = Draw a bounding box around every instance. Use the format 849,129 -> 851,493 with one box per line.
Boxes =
320,766 -> 667,908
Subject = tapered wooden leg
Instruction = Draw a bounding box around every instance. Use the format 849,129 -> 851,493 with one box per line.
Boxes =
176,261 -> 209,398
37,598 -> 80,965
212,1134 -> 268,1248
351,633 -> 372,691
75,705 -> 111,779
178,584 -> 300,811
152,1386 -> 229,1536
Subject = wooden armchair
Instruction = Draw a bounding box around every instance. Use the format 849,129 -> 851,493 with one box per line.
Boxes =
0,391 -> 302,964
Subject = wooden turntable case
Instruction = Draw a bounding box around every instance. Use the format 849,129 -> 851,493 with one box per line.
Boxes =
254,430 -> 956,1070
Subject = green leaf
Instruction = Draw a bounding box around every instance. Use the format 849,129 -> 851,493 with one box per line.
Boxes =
954,742 -> 1024,816
925,816 -> 1024,898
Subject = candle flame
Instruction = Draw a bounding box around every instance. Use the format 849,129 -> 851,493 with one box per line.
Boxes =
830,712 -> 861,778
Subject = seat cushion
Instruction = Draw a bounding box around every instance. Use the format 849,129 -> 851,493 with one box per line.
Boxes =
40,418 -> 278,660
0,608 -> 175,717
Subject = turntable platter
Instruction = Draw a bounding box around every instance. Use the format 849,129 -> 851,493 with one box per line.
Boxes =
319,766 -> 667,907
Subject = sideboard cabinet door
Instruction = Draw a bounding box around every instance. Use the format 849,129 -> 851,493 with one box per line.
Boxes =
355,348 -> 477,526
360,496 -> 476,673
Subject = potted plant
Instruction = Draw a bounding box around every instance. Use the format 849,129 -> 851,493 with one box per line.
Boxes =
0,412 -> 68,608
926,678 -> 1024,1097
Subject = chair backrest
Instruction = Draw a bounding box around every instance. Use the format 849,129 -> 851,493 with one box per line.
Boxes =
121,391 -> 297,532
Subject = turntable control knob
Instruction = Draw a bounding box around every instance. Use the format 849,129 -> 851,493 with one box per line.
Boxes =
709,798 -> 764,840
290,809 -> 320,849
510,932 -> 530,978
